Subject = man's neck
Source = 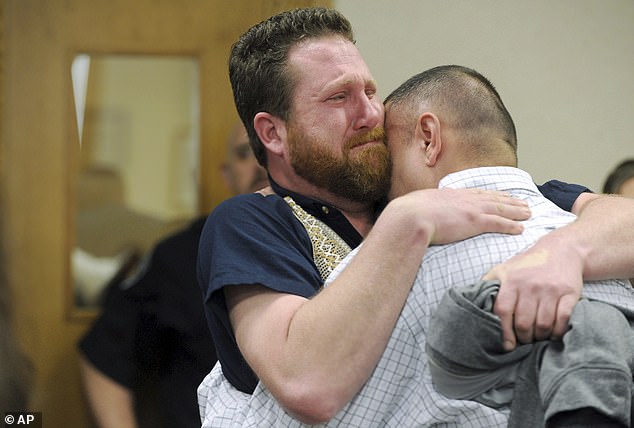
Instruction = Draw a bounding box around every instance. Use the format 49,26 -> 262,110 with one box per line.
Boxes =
299,188 -> 376,238
271,173 -> 376,237
340,208 -> 374,238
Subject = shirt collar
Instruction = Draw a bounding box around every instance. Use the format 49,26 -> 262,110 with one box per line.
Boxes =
439,166 -> 540,194
269,177 -> 364,249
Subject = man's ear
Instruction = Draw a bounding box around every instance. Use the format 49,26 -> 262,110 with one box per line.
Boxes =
253,112 -> 286,156
417,112 -> 442,166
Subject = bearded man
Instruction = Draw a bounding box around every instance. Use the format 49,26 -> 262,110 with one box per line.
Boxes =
194,8 -> 627,426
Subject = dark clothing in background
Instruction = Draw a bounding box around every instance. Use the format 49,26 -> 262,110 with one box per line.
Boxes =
79,217 -> 216,428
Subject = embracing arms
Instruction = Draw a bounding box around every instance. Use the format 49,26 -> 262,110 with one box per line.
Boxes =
488,193 -> 634,350
225,188 -> 529,423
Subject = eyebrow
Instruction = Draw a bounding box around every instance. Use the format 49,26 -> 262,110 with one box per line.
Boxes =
321,75 -> 377,94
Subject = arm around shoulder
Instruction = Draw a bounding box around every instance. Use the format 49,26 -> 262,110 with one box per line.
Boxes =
225,188 -> 529,424
488,192 -> 634,350
568,192 -> 634,280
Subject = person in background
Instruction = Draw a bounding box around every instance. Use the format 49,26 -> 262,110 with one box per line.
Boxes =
78,122 -> 267,428
196,7 -> 634,427
603,158 -> 634,197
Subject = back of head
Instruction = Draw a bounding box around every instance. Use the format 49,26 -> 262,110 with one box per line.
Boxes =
385,65 -> 518,167
229,7 -> 354,167
603,159 -> 634,194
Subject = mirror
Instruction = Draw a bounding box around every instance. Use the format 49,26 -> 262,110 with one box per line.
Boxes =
70,54 -> 200,313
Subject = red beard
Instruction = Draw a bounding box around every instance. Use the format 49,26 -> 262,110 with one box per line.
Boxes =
288,125 -> 391,204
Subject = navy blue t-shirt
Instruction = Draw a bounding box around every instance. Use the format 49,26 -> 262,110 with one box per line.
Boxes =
197,179 -> 590,394
537,179 -> 590,212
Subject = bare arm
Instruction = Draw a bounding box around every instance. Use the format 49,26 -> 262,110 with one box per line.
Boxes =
226,188 -> 530,424
488,193 -> 634,350
79,355 -> 137,428
569,193 -> 634,279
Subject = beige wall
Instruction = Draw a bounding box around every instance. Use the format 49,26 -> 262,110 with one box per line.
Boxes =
335,0 -> 634,192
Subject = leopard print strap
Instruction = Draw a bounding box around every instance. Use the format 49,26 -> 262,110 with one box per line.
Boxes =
283,196 -> 352,283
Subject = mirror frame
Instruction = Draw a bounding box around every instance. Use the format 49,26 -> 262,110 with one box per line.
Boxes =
66,52 -> 202,318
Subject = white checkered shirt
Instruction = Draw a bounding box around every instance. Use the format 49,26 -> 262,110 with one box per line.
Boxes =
198,167 -> 634,427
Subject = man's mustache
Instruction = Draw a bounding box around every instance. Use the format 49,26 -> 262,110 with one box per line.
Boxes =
345,126 -> 386,150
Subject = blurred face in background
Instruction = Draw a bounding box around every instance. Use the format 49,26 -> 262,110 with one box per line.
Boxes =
222,123 -> 269,195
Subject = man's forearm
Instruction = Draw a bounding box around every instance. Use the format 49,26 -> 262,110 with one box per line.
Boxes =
489,193 -> 634,348
230,188 -> 529,424
569,193 -> 634,280
232,196 -> 433,424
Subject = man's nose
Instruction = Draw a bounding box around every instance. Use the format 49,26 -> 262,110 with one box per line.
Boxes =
353,96 -> 383,130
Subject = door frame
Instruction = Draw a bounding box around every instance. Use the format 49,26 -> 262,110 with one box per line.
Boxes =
1,1 -> 328,425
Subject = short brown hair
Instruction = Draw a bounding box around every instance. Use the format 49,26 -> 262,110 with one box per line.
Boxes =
229,7 -> 354,166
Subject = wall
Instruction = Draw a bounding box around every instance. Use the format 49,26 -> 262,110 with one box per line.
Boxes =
335,0 -> 634,192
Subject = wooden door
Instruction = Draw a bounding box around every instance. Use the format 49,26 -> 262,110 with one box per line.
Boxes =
0,0 -> 328,426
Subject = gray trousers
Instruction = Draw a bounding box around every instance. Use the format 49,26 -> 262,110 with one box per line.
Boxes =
427,280 -> 634,427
